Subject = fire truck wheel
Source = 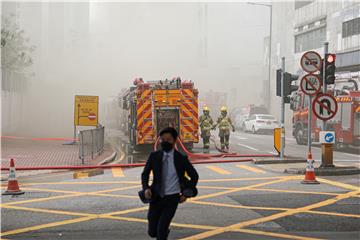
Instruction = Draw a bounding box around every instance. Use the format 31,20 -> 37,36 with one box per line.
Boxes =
295,126 -> 305,145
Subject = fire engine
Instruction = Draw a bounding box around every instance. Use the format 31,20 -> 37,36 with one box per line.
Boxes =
119,77 -> 199,151
290,78 -> 360,148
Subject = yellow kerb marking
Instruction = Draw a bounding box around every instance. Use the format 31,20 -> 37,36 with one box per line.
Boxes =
236,165 -> 266,174
112,167 -> 125,178
206,166 -> 231,175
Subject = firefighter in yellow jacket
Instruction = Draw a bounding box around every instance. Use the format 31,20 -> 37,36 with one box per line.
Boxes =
213,106 -> 235,150
199,106 -> 214,153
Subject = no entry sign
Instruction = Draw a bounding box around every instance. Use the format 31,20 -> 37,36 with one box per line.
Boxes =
300,74 -> 322,96
300,51 -> 322,73
312,93 -> 338,121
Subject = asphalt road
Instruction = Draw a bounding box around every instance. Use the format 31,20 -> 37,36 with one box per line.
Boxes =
2,158 -> 360,240
227,130 -> 360,166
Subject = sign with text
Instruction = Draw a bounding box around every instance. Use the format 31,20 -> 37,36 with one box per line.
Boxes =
74,95 -> 99,126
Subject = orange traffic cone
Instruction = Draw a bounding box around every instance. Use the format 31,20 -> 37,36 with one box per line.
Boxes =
301,153 -> 320,184
2,159 -> 24,195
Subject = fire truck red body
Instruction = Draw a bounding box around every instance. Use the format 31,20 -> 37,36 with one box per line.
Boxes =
291,79 -> 360,148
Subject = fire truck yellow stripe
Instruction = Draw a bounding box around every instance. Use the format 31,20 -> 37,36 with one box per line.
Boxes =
137,109 -> 152,128
137,104 -> 148,115
183,89 -> 194,98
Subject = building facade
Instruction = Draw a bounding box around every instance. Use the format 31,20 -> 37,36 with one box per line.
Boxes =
264,0 -> 360,128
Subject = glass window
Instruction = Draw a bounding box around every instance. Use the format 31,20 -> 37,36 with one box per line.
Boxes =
294,26 -> 326,53
342,18 -> 360,38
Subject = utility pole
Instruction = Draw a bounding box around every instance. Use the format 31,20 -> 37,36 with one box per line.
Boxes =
322,42 -> 329,131
280,57 -> 285,159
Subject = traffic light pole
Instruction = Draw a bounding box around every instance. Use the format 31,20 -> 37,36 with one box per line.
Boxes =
321,42 -> 335,168
280,57 -> 285,159
322,42 -> 328,131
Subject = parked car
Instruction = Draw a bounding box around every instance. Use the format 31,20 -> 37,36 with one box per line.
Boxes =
243,114 -> 279,134
235,105 -> 268,131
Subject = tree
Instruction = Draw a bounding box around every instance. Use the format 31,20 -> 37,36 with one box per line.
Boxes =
1,13 -> 36,92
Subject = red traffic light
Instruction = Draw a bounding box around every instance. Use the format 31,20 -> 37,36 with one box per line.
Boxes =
326,54 -> 336,63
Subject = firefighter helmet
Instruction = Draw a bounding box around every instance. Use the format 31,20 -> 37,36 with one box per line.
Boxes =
220,106 -> 227,112
203,106 -> 210,112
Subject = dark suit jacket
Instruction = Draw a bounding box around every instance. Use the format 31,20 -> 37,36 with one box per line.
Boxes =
141,150 -> 199,198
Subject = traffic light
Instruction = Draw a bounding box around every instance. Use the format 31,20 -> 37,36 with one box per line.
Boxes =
283,72 -> 299,96
324,53 -> 336,84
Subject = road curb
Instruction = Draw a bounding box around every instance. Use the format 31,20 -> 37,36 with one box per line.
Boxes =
97,151 -> 117,165
73,168 -> 104,179
253,159 -> 306,164
285,166 -> 360,176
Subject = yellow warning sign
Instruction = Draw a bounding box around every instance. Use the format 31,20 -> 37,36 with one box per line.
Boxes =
273,128 -> 281,154
74,95 -> 99,126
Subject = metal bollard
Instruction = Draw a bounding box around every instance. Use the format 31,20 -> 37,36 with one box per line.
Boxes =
320,143 -> 334,168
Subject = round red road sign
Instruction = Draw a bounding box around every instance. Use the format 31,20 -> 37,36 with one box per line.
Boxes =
300,51 -> 322,73
88,113 -> 96,120
312,93 -> 338,121
300,74 -> 322,96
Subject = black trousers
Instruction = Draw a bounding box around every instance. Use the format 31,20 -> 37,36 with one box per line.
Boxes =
147,194 -> 180,240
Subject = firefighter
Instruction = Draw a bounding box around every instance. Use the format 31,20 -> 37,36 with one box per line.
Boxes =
199,106 -> 214,153
213,106 -> 235,150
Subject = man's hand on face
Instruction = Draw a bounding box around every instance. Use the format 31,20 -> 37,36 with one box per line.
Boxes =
145,188 -> 152,199
179,195 -> 187,203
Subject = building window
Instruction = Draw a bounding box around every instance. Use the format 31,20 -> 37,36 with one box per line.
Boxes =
295,26 -> 326,53
295,0 -> 313,10
342,17 -> 360,38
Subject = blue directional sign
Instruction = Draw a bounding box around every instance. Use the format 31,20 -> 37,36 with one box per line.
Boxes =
324,132 -> 334,143
320,131 -> 335,144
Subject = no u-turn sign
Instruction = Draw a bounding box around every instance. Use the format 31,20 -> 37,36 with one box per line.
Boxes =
312,93 -> 338,121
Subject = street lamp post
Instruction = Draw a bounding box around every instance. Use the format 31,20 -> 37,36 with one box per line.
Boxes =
247,2 -> 272,110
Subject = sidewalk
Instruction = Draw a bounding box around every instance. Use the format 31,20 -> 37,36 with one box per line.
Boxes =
256,161 -> 360,175
1,137 -> 114,169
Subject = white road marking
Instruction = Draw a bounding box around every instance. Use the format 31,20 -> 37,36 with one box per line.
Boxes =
342,153 -> 360,158
232,135 -> 248,140
237,143 -> 259,151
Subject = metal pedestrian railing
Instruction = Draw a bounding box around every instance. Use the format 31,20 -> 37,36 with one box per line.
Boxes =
79,126 -> 105,164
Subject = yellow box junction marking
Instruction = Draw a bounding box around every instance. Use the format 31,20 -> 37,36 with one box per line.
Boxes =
206,166 -> 231,175
180,189 -> 360,240
236,164 -> 266,174
112,167 -> 125,178
2,176 -> 360,240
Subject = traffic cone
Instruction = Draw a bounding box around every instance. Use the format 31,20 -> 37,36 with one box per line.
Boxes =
301,153 -> 320,184
2,159 -> 24,195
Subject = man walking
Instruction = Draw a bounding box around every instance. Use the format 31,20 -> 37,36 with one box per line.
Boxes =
141,127 -> 199,240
